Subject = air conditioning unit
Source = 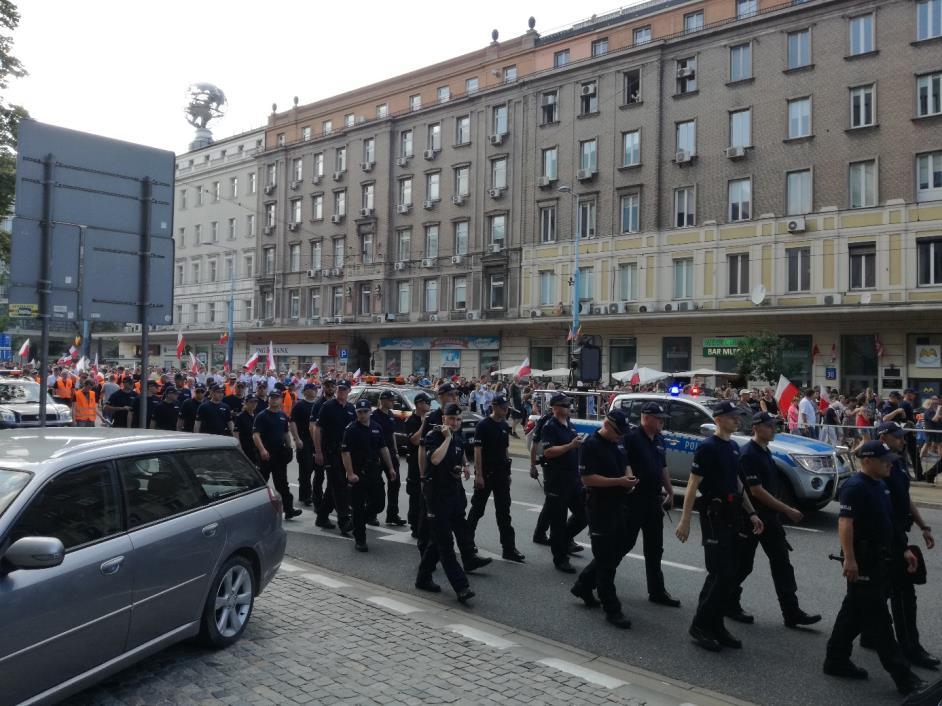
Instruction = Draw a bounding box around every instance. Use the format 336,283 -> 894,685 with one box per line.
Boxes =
451,255 -> 464,265
466,310 -> 480,320
591,305 -> 604,315
263,225 -> 274,235
675,151 -> 693,164
823,294 -> 843,306
580,302 -> 592,315
429,314 -> 440,322
332,170 -> 345,181
331,268 -> 342,277
288,222 -> 299,232
724,146 -> 746,159
530,308 -> 543,318
290,180 -> 301,190
423,200 -> 435,210
360,161 -> 374,172
397,204 -> 411,214
423,148 -> 437,160
489,134 -> 504,145
677,67 -> 696,79
616,301 -> 632,314
334,316 -> 344,324
577,168 -> 595,181
488,187 -> 504,198
311,175 -> 322,185
607,303 -> 619,314
331,214 -> 343,224
537,176 -> 552,188
356,116 -> 367,124
307,269 -> 320,278
677,301 -> 698,311
371,314 -> 384,323
638,304 -> 649,313
359,207 -> 374,217
787,216 -> 806,233
581,84 -> 597,96
394,261 -> 407,271
264,184 -> 276,195
320,317 -> 333,325
452,195 -> 465,205
490,243 -> 503,253
664,303 -> 674,312
385,313 -> 397,322
422,258 -> 435,268
397,156 -> 409,167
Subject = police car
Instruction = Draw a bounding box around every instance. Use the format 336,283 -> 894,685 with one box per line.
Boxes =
0,379 -> 73,428
528,391 -> 851,512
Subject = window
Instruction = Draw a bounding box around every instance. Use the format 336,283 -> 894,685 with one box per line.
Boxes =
175,263 -> 183,286
396,228 -> 411,261
180,189 -> 187,209
291,158 -> 302,182
302,126 -> 311,141
917,73 -> 942,117
243,254 -> 254,278
311,241 -> 322,270
539,205 -> 556,243
489,274 -> 505,309
185,449 -> 264,501
453,276 -> 467,309
849,160 -> 877,208
331,285 -> 343,316
309,289 -> 320,317
455,222 -> 468,255
676,57 -> 697,94
212,181 -> 220,202
425,225 -> 439,257
849,244 -> 876,289
399,177 -> 412,206
195,185 -> 203,206
243,298 -> 254,321
266,163 -> 276,187
577,198 -> 596,238
788,97 -> 811,138
455,166 -> 470,196
491,158 -> 507,189
455,115 -> 471,145
248,172 -> 257,194
359,284 -> 371,314
730,43 -> 752,81
178,227 -> 185,248
623,68 -> 641,103
313,153 -> 324,177
540,91 -> 558,124
334,190 -> 346,216
333,237 -> 345,268
787,29 -> 811,69
917,152 -> 942,202
492,105 -> 508,136
311,193 -> 323,220
580,81 -> 598,115
397,281 -> 410,313
245,214 -> 255,238
227,217 -> 236,240
676,120 -> 696,154
730,109 -> 751,147
622,130 -> 640,166
728,178 -> 752,221
335,146 -> 347,172
437,85 -> 450,103
230,177 -> 239,198
786,169 -> 812,215
400,129 -> 414,158
849,14 -> 874,55
290,198 -> 302,224
554,49 -> 570,68
917,0 -> 941,41
465,77 -> 479,94
376,103 -> 388,118
787,247 -> 811,291
210,221 -> 219,243
322,119 -> 332,134
262,290 -> 274,319
503,65 -> 517,82
426,172 -> 440,201
578,266 -> 597,300
190,302 -> 199,322
736,0 -> 757,18
289,243 -> 301,271
194,224 -> 202,244
539,270 -> 555,305
684,11 -> 704,32
668,402 -> 712,436
263,247 -> 275,275
673,258 -> 693,299
617,263 -> 639,301
489,214 -> 506,246
850,85 -> 875,128
579,139 -> 597,173
289,289 -> 300,318
410,94 -> 421,111
674,187 -> 695,227
918,237 -> 942,285
620,193 -> 640,233
591,37 -> 608,56
728,253 -> 750,295
427,123 -> 441,151
633,26 -> 651,44
424,279 -> 438,312
208,258 -> 217,283
362,183 -> 375,210
542,147 -> 558,178
363,138 -> 375,164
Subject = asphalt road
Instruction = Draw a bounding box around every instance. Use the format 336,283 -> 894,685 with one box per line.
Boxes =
282,458 -> 942,706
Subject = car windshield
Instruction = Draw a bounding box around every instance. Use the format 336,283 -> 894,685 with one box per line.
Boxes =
400,388 -> 441,411
707,400 -> 754,433
0,382 -> 40,404
0,469 -> 31,519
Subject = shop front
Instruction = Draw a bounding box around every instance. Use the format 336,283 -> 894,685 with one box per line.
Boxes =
379,336 -> 501,379
250,343 -> 333,374
909,334 -> 942,400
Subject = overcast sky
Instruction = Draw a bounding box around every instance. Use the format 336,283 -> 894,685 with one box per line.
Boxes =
6,0 -> 638,155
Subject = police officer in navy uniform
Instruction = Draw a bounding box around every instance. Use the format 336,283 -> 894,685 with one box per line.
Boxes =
529,407 -> 555,547
372,390 -> 407,526
309,379 -> 336,516
195,385 -> 234,435
291,383 -> 318,507
132,380 -> 160,430
234,396 -> 259,464
314,379 -> 356,534
676,400 -> 764,652
253,391 -> 303,520
416,383 -> 458,553
728,411 -> 821,628
467,394 -> 525,562
570,409 -> 638,628
823,440 -> 926,696
875,421 -> 939,669
343,399 -> 397,552
403,391 -> 432,536
150,386 -> 181,431
178,385 -> 205,432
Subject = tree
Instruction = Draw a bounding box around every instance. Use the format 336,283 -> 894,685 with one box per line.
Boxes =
734,332 -> 796,386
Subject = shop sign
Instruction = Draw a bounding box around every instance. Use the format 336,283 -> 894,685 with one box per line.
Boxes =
915,345 -> 941,368
441,350 -> 461,366
703,337 -> 743,358
252,344 -> 330,357
379,336 -> 500,351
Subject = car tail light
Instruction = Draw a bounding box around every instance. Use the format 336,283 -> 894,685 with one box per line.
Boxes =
267,486 -> 283,514
524,420 -> 535,435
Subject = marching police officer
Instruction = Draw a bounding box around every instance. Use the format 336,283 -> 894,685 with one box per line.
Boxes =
253,391 -> 303,521
403,391 -> 432,536
195,385 -> 234,435
467,394 -> 525,562
728,411 -> 821,628
372,390 -> 407,526
676,400 -> 764,652
875,421 -> 939,668
823,440 -> 926,696
150,386 -> 181,431
529,407 -> 555,547
104,376 -> 138,428
178,385 -> 205,432
291,383 -> 318,507
314,379 -> 356,534
234,396 -> 259,464
309,379 -> 336,515
570,409 -> 638,628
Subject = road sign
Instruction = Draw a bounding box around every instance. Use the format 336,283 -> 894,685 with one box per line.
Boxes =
0,334 -> 10,361
825,367 -> 837,380
339,348 -> 349,359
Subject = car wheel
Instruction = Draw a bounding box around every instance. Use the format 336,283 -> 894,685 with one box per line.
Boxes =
199,555 -> 256,648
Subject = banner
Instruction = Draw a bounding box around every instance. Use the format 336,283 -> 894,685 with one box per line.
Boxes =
378,336 -> 500,351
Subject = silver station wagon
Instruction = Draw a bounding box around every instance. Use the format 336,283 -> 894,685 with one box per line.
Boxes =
0,429 -> 287,705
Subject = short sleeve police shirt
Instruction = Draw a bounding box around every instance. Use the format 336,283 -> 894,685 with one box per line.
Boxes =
541,417 -> 579,477
252,409 -> 289,450
342,420 -> 385,471
691,435 -> 740,500
424,429 -> 465,492
371,408 -> 397,453
179,397 -> 200,432
291,398 -> 315,440
316,399 -> 356,450
625,427 -> 667,498
883,459 -> 913,536
152,401 -> 180,431
838,472 -> 893,545
473,416 -> 510,472
196,401 -> 231,435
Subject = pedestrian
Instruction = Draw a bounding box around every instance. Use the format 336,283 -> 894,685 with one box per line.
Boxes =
308,379 -> 336,516
104,377 -> 138,429
799,388 -> 818,438
822,440 -> 926,696
467,394 -> 525,562
150,386 -> 181,431
676,400 -> 764,652
403,391 -> 432,535
252,391 -> 303,521
291,383 -> 318,508
314,379 -> 356,535
371,390 -> 406,526
194,385 -> 234,435
178,385 -> 205,432
234,396 -> 259,464
72,378 -> 97,428
787,397 -> 800,434
728,411 -> 821,629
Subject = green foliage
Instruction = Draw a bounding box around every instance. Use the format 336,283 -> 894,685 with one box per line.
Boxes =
734,332 -> 794,386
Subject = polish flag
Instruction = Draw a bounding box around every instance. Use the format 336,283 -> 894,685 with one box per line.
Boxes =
17,338 -> 30,359
91,354 -> 99,376
818,386 -> 830,414
775,374 -> 799,413
75,356 -> 87,373
267,341 -> 276,372
352,368 -> 362,381
874,334 -> 885,359
627,363 -> 640,386
244,351 -> 260,371
307,361 -> 319,376
517,357 -> 531,379
176,331 -> 186,359
189,352 -> 200,375
829,343 -> 837,364
68,345 -> 78,361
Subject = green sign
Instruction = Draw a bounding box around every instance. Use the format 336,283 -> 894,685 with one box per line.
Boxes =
703,337 -> 743,358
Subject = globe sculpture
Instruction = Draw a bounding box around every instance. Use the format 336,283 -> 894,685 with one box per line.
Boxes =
185,83 -> 227,150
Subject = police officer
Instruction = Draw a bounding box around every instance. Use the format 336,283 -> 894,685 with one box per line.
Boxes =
178,385 -> 205,432
372,390 -> 407,526
195,385 -> 234,435
676,400 -> 764,652
254,381 -> 270,413
403,391 -> 432,536
570,409 -> 638,628
467,394 -> 525,562
131,380 -> 160,430
540,393 -> 588,574
104,376 -> 138,428
416,403 -> 476,603
875,421 -> 939,668
291,383 -> 318,507
235,396 -> 259,463
309,379 -> 337,519
314,379 -> 356,534
150,386 -> 181,431
529,407 -> 555,547
728,411 -> 821,628
883,390 -> 923,480
624,402 -> 681,608
342,399 -> 398,552
223,381 -> 246,415
253,391 -> 303,521
823,441 -> 926,696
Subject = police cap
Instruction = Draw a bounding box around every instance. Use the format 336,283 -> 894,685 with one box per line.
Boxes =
752,411 -> 778,426
712,400 -> 739,417
640,402 -> 667,418
413,392 -> 432,405
492,394 -> 509,406
549,393 -> 571,407
379,389 -> 395,400
876,421 -> 905,437
336,380 -> 351,390
355,399 -> 372,411
437,382 -> 457,395
605,408 -> 629,434
856,440 -> 900,461
443,403 -> 462,416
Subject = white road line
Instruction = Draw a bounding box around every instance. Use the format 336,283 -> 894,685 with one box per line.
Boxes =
537,658 -> 627,689
278,561 -> 303,573
299,572 -> 350,588
464,490 -> 542,512
784,524 -> 822,533
366,596 -> 424,614
377,531 -> 418,544
575,542 -> 704,573
446,624 -> 516,649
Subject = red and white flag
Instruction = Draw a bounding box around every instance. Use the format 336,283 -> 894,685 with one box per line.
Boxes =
17,338 -> 30,359
189,352 -> 200,375
811,343 -> 821,359
69,345 -> 78,361
244,351 -> 260,371
176,331 -> 186,359
517,357 -> 531,379
91,354 -> 99,376
628,363 -> 640,386
352,368 -> 362,381
266,341 -> 276,372
818,386 -> 830,414
775,374 -> 799,412
830,343 -> 837,363
307,361 -> 319,376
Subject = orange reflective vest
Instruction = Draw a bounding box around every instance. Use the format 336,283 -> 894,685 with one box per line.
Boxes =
55,378 -> 74,401
74,389 -> 97,422
283,390 -> 296,415
225,382 -> 238,396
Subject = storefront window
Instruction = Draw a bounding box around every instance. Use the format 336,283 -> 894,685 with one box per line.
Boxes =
412,350 -> 430,377
609,338 -> 637,376
662,337 -> 691,373
841,334 -> 877,396
908,334 -> 942,400
480,350 -> 500,375
780,334 -> 812,389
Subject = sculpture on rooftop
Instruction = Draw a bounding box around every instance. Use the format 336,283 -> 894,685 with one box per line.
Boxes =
185,83 -> 227,150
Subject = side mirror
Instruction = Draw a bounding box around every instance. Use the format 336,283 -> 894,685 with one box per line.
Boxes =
3,536 -> 66,570
699,423 -> 717,437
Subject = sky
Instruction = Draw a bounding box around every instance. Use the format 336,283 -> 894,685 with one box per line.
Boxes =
6,0 -> 641,155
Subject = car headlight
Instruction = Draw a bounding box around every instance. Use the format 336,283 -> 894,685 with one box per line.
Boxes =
0,410 -> 15,423
791,454 -> 835,474
59,408 -> 72,422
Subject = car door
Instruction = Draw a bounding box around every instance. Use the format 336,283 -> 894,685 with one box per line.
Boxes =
0,461 -> 132,704
664,401 -> 713,483
118,452 -> 226,650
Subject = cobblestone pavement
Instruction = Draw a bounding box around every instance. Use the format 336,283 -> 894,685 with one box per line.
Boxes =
63,560 -> 743,706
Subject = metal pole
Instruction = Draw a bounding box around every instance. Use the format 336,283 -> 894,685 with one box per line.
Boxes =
226,259 -> 235,372
81,319 -> 90,358
138,177 -> 152,429
38,154 -> 54,428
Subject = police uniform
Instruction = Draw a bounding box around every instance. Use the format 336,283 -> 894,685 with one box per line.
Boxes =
530,411 -> 553,544
315,385 -> 356,531
132,392 -> 161,430
108,387 -> 138,428
179,392 -> 203,432
309,387 -> 336,516
151,395 -> 181,431
234,407 -> 258,463
372,395 -> 404,525
196,399 -> 232,435
292,389 -> 317,506
343,402 -> 388,548
252,405 -> 299,519
403,407 -> 426,533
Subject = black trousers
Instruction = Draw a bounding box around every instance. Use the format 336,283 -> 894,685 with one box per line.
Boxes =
889,548 -> 922,654
319,451 -> 350,523
417,490 -> 471,593
576,514 -> 631,615
694,514 -> 739,633
260,450 -> 294,514
349,468 -> 384,544
466,472 -> 516,550
906,433 -> 923,480
406,461 -> 422,531
545,482 -> 587,564
386,457 -> 401,520
624,497 -> 667,597
733,517 -> 800,617
826,573 -> 910,680
296,442 -> 314,503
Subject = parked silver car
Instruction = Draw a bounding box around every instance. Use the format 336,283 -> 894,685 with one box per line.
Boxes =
0,379 -> 72,428
0,429 -> 287,705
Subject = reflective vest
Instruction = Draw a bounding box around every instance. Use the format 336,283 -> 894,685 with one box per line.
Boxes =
74,389 -> 97,422
225,382 -> 238,397
283,390 -> 296,415
55,378 -> 74,401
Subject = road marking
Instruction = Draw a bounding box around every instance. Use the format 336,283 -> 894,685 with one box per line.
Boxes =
299,572 -> 349,588
278,561 -> 303,573
377,530 -> 419,544
575,542 -> 704,573
784,524 -> 821,533
464,490 -> 542,512
446,624 -> 516,649
367,596 -> 424,614
537,658 -> 627,689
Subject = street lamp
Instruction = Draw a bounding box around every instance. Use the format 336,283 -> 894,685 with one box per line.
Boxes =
559,185 -> 579,388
